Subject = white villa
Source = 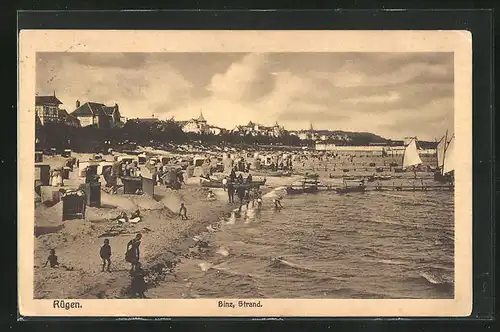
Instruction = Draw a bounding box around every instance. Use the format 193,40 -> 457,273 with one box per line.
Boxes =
180,112 -> 210,134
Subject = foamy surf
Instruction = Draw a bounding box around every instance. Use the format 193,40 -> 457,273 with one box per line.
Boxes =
270,257 -> 319,272
420,272 -> 451,285
263,186 -> 286,199
198,262 -> 213,271
378,259 -> 409,266
379,193 -> 407,199
210,264 -> 263,279
216,247 -> 230,257
246,208 -> 256,219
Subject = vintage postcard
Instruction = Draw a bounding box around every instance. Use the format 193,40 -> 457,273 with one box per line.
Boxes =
18,30 -> 472,317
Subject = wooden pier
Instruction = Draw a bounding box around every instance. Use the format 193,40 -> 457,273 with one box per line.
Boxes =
369,184 -> 453,192
314,183 -> 453,193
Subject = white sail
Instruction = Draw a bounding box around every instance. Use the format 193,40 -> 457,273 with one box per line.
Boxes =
403,138 -> 422,168
443,136 -> 455,174
436,136 -> 446,168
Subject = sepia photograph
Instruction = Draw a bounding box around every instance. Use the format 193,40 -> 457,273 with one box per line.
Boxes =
18,30 -> 472,317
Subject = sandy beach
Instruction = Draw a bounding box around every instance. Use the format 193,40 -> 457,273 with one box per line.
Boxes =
34,152 -> 300,299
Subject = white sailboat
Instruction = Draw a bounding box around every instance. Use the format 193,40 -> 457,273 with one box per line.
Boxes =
436,135 -> 447,170
402,137 -> 423,179
403,138 -> 423,168
433,131 -> 455,184
442,135 -> 455,174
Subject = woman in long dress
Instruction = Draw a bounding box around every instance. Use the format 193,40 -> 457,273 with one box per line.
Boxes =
125,233 -> 142,273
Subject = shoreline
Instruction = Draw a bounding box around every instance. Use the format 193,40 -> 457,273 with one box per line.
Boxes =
34,170 -> 298,299
33,151 -> 442,299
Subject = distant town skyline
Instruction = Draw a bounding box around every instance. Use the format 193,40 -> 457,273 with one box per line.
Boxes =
36,52 -> 454,141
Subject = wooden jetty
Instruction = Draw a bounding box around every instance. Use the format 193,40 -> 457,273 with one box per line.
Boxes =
370,183 -> 454,192
287,182 -> 453,194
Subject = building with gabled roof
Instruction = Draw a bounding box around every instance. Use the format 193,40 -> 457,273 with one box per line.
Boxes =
71,100 -> 121,128
35,92 -> 63,125
231,120 -> 283,137
58,109 -> 80,127
181,111 -> 210,134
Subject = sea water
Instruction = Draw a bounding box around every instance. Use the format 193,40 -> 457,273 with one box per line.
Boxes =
175,188 -> 454,299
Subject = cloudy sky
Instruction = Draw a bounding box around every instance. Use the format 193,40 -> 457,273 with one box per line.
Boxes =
36,52 -> 453,140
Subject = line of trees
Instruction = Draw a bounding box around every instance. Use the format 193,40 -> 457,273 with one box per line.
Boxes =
35,119 -> 305,153
36,118 -> 432,153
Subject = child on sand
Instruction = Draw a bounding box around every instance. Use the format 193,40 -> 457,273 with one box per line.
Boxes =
207,190 -> 216,200
43,249 -> 60,268
273,196 -> 284,209
100,239 -> 112,272
179,202 -> 188,220
43,249 -> 73,270
130,209 -> 141,223
112,211 -> 128,224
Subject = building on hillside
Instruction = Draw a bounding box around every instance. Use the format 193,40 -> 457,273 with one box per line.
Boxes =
290,130 -> 316,140
35,93 -> 63,125
319,134 -> 329,141
58,109 -> 81,127
231,121 -> 284,137
70,100 -> 121,128
181,111 -> 209,134
132,115 -> 160,124
315,143 -> 337,151
208,126 -> 223,135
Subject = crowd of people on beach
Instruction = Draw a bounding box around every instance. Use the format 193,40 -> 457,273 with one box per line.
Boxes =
37,151 -> 298,299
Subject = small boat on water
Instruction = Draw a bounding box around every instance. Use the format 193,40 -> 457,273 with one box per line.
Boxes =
335,179 -> 366,194
285,186 -> 319,195
285,177 -> 320,195
402,137 -> 423,177
367,175 -> 392,182
433,131 -> 455,185
252,170 -> 291,177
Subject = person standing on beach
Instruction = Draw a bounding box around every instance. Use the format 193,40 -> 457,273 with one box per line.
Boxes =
256,192 -> 263,210
229,168 -> 236,182
222,177 -> 228,191
100,239 -> 112,272
125,233 -> 142,273
237,186 -> 247,212
227,181 -> 234,203
179,202 -> 188,220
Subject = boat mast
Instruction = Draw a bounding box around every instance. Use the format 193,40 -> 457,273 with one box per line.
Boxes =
441,130 -> 448,175
435,137 -> 441,168
413,137 -> 418,179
